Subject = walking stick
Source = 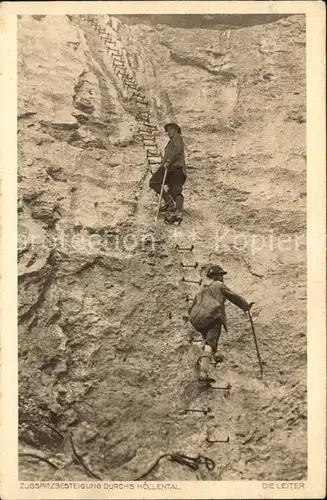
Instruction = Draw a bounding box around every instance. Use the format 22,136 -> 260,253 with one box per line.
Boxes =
154,167 -> 168,226
247,308 -> 264,376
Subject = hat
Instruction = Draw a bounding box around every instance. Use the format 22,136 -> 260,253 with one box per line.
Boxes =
206,265 -> 227,277
164,122 -> 181,134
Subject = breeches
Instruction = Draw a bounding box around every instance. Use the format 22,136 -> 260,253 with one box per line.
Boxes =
149,167 -> 186,198
198,319 -> 223,353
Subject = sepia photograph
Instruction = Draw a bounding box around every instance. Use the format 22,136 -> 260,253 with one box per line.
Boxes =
0,1 -> 326,499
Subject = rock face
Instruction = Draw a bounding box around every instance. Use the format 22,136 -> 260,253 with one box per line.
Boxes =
18,14 -> 306,481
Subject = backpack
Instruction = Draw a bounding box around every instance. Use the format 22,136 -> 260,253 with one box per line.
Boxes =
188,283 -> 221,331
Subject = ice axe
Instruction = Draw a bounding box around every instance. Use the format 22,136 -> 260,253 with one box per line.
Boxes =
154,166 -> 168,226
247,303 -> 264,376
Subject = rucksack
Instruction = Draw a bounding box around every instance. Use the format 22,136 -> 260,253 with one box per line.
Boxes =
188,283 -> 221,331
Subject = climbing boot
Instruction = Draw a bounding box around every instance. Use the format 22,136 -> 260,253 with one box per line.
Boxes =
198,372 -> 216,385
175,210 -> 183,222
164,212 -> 183,225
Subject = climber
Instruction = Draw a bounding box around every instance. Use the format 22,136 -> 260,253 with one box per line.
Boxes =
187,265 -> 254,384
149,122 -> 186,224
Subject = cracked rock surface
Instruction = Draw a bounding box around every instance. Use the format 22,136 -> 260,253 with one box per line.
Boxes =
18,14 -> 306,481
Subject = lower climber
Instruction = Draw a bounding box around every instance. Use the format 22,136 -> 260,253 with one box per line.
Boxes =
149,122 -> 186,224
188,265 -> 254,384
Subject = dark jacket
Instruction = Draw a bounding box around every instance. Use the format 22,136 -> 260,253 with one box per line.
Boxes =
162,134 -> 186,176
190,280 -> 249,332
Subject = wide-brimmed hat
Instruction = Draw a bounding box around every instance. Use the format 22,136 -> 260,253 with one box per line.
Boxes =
206,265 -> 227,277
164,122 -> 181,134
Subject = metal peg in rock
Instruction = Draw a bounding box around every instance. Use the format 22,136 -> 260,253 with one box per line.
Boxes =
136,97 -> 148,104
94,202 -> 101,225
123,75 -> 135,83
116,69 -> 128,78
142,135 -> 156,143
135,95 -> 148,103
143,137 -> 158,144
113,64 -> 124,72
182,277 -> 202,285
125,80 -> 138,87
112,55 -> 124,63
112,57 -> 124,65
132,91 -> 145,100
196,355 -> 217,367
136,110 -> 150,117
176,244 -> 194,252
127,84 -> 140,92
142,142 -> 157,149
135,101 -> 149,108
132,92 -> 144,99
114,63 -> 125,71
136,118 -> 150,125
125,82 -> 139,89
122,80 -> 132,89
139,123 -> 157,130
110,49 -> 121,56
146,149 -> 162,155
181,262 -> 198,269
208,383 -> 232,396
147,159 -> 161,166
112,54 -> 124,62
113,63 -> 124,71
112,60 -> 126,71
146,151 -> 161,158
206,435 -> 230,444
138,128 -> 157,136
184,406 -> 212,416
138,119 -> 158,127
135,114 -> 149,122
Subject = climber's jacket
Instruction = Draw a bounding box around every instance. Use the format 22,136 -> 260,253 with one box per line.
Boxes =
189,280 -> 250,332
162,134 -> 187,177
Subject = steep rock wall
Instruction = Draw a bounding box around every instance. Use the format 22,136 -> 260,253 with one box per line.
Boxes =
18,14 -> 306,481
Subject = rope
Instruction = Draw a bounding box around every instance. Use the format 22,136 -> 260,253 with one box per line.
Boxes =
69,434 -> 103,481
135,453 -> 172,480
19,419 -> 102,481
20,418 -> 65,440
135,452 -> 215,480
19,453 -> 59,470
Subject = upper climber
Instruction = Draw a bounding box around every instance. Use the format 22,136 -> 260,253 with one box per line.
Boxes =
149,122 -> 186,224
